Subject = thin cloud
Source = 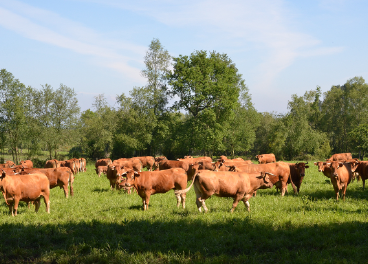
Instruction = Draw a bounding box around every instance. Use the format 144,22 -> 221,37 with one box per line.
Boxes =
0,1 -> 146,84
96,0 -> 343,93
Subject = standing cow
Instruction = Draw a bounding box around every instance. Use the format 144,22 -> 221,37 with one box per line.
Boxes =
325,161 -> 353,200
188,170 -> 273,213
0,171 -> 50,216
326,153 -> 352,162
255,154 -> 276,164
122,168 -> 189,210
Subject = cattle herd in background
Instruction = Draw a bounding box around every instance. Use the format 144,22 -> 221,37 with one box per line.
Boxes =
0,152 -> 365,216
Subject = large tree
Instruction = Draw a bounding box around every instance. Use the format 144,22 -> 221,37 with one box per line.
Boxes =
0,69 -> 27,163
167,50 -> 243,155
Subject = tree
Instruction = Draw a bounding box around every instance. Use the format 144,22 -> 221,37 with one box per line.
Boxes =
0,69 -> 27,163
167,50 -> 242,155
349,124 -> 368,160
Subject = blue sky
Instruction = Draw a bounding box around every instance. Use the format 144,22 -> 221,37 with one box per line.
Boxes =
1,0 -> 367,113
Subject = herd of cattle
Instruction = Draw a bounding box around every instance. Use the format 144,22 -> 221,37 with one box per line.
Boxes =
0,152 -> 366,216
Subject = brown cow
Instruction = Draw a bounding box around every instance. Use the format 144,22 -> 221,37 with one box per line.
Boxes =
122,168 -> 189,210
255,154 -> 276,164
0,171 -> 50,216
79,158 -> 87,172
197,161 -> 216,171
21,167 -> 74,198
135,156 -> 155,171
156,160 -> 189,172
61,159 -> 77,174
287,162 -> 309,194
221,162 -> 292,196
95,158 -> 112,168
325,161 -> 353,200
106,164 -> 125,190
190,170 -> 273,212
45,159 -> 60,169
314,161 -> 332,179
19,160 -> 33,168
0,161 -> 15,169
327,153 -> 352,162
113,158 -> 142,172
95,166 -> 108,177
214,159 -> 252,171
350,161 -> 368,190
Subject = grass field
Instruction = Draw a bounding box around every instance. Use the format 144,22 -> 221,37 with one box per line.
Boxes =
1,161 -> 368,263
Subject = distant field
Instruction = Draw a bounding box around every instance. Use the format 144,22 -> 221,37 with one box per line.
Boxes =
0,161 -> 367,263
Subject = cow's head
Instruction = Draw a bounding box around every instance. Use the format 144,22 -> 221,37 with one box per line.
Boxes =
326,161 -> 344,178
213,159 -> 225,171
123,169 -> 139,187
295,162 -> 309,177
258,172 -> 274,189
314,161 -> 327,172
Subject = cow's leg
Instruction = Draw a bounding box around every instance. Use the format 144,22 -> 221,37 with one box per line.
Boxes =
242,195 -> 251,212
70,182 -> 74,197
181,193 -> 186,209
194,184 -> 204,212
363,178 -> 366,190
34,199 -> 41,212
43,195 -> 50,213
198,198 -> 208,213
175,193 -> 182,208
63,184 -> 69,198
342,184 -> 347,201
231,195 -> 243,212
13,198 -> 20,216
8,202 -> 14,216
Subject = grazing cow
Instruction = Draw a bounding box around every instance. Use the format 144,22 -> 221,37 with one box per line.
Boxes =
95,158 -> 112,168
45,159 -> 60,169
113,158 -> 142,172
213,159 -> 254,172
287,162 -> 309,194
106,164 -> 125,190
95,166 -> 108,177
325,161 -> 353,200
21,167 -> 74,198
19,160 -> 33,168
0,171 -> 50,216
189,170 -> 273,212
327,153 -> 352,162
220,162 -> 292,196
122,168 -> 189,210
255,154 -> 276,164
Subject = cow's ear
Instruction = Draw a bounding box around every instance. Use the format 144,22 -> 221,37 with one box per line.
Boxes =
314,162 -> 317,166
264,175 -> 270,183
338,162 -> 344,167
305,166 -> 309,169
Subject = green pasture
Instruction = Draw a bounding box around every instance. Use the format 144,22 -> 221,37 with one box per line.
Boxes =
1,162 -> 368,263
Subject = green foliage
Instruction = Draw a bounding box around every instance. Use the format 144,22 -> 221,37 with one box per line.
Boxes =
167,50 -> 243,155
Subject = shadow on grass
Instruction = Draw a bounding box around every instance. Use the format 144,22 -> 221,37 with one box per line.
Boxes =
2,217 -> 368,263
92,188 -> 110,193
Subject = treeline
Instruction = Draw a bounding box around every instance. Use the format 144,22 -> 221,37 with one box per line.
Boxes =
1,39 -> 368,162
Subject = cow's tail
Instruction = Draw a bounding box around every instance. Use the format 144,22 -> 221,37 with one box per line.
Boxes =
174,172 -> 199,196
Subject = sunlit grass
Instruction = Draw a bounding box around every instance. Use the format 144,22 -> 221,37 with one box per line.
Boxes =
0,161 -> 367,263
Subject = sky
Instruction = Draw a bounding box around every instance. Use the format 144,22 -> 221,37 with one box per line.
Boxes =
1,0 -> 367,114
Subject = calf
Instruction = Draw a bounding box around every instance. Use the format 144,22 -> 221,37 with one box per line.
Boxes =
191,171 -> 273,212
0,171 -> 50,216
96,166 -> 108,177
19,160 -> 33,168
314,161 -> 332,179
122,168 -> 189,210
